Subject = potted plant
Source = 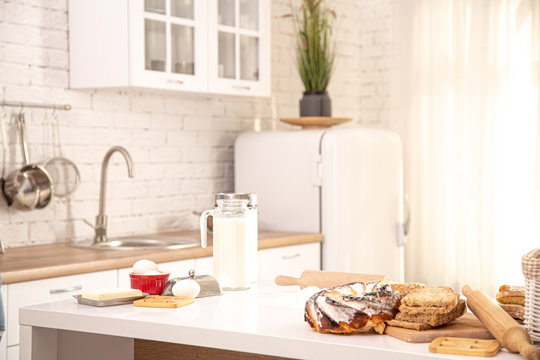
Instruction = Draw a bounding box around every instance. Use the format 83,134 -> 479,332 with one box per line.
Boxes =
290,0 -> 336,117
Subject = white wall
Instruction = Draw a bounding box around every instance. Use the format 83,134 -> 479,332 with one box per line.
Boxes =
0,0 -> 395,248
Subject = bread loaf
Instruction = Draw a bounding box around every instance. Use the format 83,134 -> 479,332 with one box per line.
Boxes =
304,282 -> 402,335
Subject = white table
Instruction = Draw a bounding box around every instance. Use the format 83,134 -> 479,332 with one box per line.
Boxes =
19,284 -> 521,360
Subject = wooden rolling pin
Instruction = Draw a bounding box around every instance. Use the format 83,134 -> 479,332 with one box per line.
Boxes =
462,285 -> 540,360
275,270 -> 389,289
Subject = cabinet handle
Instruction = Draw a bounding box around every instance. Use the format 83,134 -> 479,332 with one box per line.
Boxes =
281,253 -> 300,260
163,79 -> 184,85
232,85 -> 250,90
50,285 -> 82,294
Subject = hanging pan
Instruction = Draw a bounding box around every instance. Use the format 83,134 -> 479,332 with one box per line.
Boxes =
42,109 -> 80,198
2,113 -> 53,210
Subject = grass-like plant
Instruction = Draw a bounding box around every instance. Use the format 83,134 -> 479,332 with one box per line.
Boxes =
287,0 -> 336,92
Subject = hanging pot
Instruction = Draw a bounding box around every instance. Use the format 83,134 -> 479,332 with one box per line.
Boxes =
299,91 -> 332,117
2,113 -> 53,210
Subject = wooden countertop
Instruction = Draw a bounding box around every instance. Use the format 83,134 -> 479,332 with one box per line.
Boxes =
0,230 -> 322,284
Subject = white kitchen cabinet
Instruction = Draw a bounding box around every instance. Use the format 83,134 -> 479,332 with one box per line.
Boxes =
6,345 -> 17,360
194,256 -> 214,275
69,0 -> 270,97
258,243 -> 321,281
0,284 -> 6,360
6,270 -> 117,347
207,0 -> 271,97
158,259 -> 196,278
118,258 -> 196,288
69,0 -> 207,92
194,243 -> 321,282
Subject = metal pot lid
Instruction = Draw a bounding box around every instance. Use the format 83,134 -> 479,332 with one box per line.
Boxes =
214,193 -> 257,207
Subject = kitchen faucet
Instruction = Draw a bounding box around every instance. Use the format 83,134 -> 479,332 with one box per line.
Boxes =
85,146 -> 134,244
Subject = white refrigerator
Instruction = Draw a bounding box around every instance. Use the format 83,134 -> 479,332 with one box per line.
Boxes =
234,127 -> 407,282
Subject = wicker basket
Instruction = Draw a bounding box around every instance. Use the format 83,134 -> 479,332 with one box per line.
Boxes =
522,247 -> 540,348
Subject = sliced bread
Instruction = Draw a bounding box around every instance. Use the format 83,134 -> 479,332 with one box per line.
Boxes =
386,319 -> 433,331
387,282 -> 426,297
401,286 -> 459,311
496,293 -> 525,305
394,299 -> 466,327
498,303 -> 525,320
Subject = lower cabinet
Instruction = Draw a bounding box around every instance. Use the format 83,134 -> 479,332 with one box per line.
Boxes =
6,345 -> 17,360
1,284 -> 6,359
5,270 -> 117,360
194,257 -> 213,275
193,243 -> 322,282
258,243 -> 321,281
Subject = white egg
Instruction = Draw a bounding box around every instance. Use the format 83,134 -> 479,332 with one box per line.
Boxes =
143,270 -> 161,275
172,279 -> 200,298
132,259 -> 158,275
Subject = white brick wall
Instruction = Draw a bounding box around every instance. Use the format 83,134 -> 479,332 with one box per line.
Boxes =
0,0 -> 395,248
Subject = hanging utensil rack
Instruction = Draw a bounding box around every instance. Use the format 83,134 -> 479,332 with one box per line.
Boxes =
0,101 -> 71,111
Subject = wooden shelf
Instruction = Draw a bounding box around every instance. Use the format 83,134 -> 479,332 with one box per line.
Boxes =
280,117 -> 352,129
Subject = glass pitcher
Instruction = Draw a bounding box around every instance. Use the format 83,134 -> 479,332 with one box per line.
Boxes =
200,196 -> 251,290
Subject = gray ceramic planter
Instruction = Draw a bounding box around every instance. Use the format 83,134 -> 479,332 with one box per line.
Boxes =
299,91 -> 331,117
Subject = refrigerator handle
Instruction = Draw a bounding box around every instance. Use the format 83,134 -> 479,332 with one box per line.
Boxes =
397,194 -> 410,247
312,153 -> 322,187
403,193 -> 410,236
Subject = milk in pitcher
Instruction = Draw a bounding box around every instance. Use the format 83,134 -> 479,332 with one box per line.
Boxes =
213,217 -> 250,290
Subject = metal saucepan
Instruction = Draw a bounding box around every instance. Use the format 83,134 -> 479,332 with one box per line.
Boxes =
2,113 -> 53,210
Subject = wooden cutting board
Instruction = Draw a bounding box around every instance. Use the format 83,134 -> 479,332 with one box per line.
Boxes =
133,296 -> 194,308
385,313 -> 495,343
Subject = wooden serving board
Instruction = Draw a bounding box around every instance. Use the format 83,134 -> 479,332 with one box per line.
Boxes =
133,296 -> 194,308
429,337 -> 501,357
280,117 -> 352,129
385,313 -> 495,343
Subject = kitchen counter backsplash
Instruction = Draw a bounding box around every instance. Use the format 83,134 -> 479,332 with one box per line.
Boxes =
0,0 -> 394,247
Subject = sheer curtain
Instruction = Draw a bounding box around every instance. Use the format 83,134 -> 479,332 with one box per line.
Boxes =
397,0 -> 540,294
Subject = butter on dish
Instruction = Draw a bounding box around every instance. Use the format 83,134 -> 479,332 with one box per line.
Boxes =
81,288 -> 143,301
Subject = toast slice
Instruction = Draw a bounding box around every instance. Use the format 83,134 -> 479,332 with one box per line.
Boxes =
386,319 -> 433,331
496,285 -> 525,305
498,303 -> 525,320
398,304 -> 452,315
395,299 -> 466,327
498,285 -> 525,295
401,286 -> 459,311
496,292 -> 525,305
387,282 -> 426,297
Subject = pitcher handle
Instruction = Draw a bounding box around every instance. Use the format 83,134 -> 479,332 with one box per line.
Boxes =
200,209 -> 213,248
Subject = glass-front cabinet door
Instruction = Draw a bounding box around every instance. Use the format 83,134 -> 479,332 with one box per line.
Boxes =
208,0 -> 270,97
130,0 -> 208,91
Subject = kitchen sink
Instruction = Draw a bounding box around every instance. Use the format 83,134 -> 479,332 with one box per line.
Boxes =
72,236 -> 201,250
